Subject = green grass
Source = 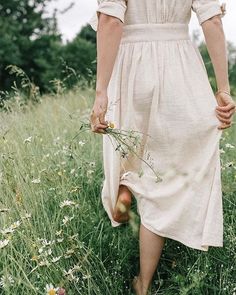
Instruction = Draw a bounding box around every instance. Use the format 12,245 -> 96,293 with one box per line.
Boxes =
0,88 -> 235,295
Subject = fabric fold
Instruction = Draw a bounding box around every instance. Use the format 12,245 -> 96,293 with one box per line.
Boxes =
89,0 -> 224,252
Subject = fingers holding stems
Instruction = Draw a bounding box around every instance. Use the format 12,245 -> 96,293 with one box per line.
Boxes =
90,107 -> 108,134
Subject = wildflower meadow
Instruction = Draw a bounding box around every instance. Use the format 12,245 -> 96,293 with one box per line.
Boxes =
0,86 -> 235,295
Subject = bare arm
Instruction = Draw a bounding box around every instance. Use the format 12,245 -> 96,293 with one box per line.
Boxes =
201,15 -> 236,129
90,14 -> 124,134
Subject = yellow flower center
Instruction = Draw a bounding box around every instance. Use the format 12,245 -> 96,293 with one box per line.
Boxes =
108,122 -> 115,128
48,289 -> 56,295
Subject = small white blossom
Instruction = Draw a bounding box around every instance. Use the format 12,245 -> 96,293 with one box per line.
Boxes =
62,215 -> 74,225
57,238 -> 64,243
52,256 -> 62,263
87,170 -> 94,175
55,230 -> 62,236
63,269 -> 79,282
66,249 -> 74,255
83,274 -> 92,280
42,239 -> 54,247
225,143 -> 235,149
0,239 -> 9,249
31,178 -> 41,184
62,216 -> 69,225
1,220 -> 21,235
225,161 -> 235,168
60,200 -> 76,208
23,136 -> 32,144
38,260 -> 50,267
0,275 -> 14,288
38,247 -> 44,254
63,268 -> 73,277
78,140 -> 85,146
11,221 -> 21,229
45,283 -> 59,294
1,228 -> 14,235
73,264 -> 82,271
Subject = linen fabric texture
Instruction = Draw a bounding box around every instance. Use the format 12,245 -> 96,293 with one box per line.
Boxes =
89,0 -> 225,251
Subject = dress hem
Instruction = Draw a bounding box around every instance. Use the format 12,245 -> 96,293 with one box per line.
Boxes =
116,177 -> 223,252
139,217 -> 223,252
107,196 -> 224,252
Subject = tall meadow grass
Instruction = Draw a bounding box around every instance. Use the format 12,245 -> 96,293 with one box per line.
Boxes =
0,88 -> 235,294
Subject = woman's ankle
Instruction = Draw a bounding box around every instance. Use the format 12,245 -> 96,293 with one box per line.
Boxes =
137,275 -> 150,295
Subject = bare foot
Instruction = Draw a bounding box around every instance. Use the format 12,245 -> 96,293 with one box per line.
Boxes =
113,185 -> 132,223
132,276 -> 147,295
132,275 -> 151,295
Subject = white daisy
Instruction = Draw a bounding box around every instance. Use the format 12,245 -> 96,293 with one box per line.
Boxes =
45,283 -> 59,295
11,220 -> 21,229
0,275 -> 14,288
55,230 -> 62,236
1,227 -> 14,235
52,256 -> 61,263
60,200 -> 76,208
0,239 -> 9,249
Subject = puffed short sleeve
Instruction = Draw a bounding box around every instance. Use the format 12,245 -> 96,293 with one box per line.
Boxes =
88,0 -> 128,31
192,0 -> 225,25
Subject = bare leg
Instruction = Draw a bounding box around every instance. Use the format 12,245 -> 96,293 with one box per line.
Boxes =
132,223 -> 165,295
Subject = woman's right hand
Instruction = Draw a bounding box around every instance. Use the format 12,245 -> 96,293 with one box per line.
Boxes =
90,91 -> 109,134
215,92 -> 236,130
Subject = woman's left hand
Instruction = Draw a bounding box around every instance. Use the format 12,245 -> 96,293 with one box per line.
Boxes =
215,92 -> 236,130
90,92 -> 109,134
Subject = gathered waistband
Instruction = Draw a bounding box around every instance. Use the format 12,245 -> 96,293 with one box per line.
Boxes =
120,23 -> 190,43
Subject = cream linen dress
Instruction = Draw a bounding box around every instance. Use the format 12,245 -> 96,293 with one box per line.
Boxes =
89,0 -> 225,251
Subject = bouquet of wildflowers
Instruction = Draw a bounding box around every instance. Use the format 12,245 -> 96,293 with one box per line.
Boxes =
73,120 -> 162,183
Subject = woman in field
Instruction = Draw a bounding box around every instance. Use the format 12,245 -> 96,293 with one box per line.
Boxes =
89,0 -> 235,294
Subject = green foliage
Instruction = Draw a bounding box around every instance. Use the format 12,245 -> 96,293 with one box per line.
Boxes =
6,65 -> 40,103
0,0 -> 60,91
26,34 -> 63,92
0,4 -> 97,96
79,25 -> 97,44
62,35 -> 96,88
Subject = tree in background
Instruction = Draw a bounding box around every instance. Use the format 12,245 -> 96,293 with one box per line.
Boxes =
78,25 -> 96,45
0,0 -> 62,92
0,0 -> 97,94
62,28 -> 96,88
